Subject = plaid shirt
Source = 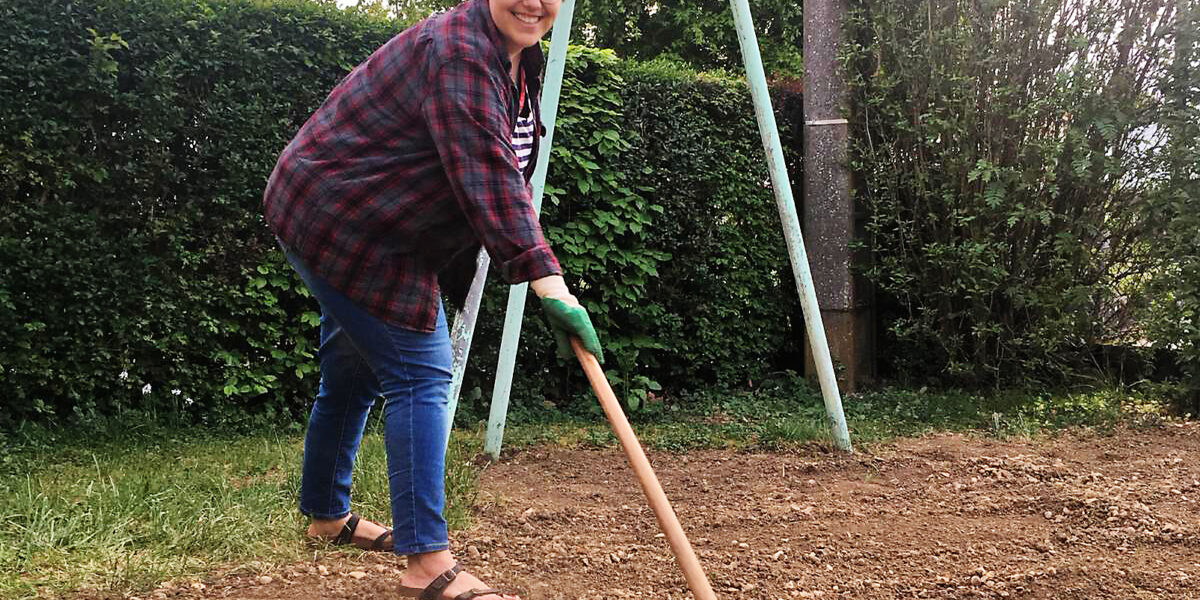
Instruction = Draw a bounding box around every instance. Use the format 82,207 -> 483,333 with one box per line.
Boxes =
263,0 -> 561,332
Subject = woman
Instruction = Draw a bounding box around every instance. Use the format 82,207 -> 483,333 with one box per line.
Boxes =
262,0 -> 602,597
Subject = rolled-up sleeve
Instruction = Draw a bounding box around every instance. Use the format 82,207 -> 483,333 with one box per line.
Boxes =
421,56 -> 561,284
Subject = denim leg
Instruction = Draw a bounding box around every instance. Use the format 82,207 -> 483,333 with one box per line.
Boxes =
377,306 -> 452,555
297,311 -> 381,519
282,247 -> 452,555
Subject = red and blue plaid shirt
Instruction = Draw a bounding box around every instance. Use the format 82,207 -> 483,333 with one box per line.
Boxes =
263,0 -> 561,332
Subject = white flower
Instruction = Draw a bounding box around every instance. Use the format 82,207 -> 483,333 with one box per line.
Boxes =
141,383 -> 152,395
171,389 -> 182,396
119,370 -> 129,381
184,397 -> 195,407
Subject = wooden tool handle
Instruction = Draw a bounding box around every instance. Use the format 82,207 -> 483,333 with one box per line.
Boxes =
570,338 -> 718,600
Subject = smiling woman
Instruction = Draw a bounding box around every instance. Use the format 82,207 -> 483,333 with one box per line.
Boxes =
259,0 -> 600,599
489,0 -> 560,72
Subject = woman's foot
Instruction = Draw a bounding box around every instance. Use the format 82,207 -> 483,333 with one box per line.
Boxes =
306,513 -> 393,551
401,550 -> 519,600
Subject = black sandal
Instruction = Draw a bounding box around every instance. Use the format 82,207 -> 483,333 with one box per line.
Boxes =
398,562 -> 510,600
314,512 -> 393,552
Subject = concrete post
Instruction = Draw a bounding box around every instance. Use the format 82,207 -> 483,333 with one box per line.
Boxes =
803,0 -> 874,390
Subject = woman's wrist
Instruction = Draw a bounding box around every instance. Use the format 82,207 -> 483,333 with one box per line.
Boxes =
530,275 -> 570,299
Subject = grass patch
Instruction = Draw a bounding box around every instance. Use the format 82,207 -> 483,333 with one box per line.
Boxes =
500,378 -> 1182,453
0,423 -> 482,599
0,380 -> 1180,598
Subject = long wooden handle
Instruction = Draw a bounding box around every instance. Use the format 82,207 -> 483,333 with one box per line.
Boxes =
570,338 -> 718,600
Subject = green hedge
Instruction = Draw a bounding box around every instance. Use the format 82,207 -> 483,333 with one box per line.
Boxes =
844,0 -> 1198,388
1145,0 -> 1200,404
455,53 -> 803,418
0,0 -> 802,427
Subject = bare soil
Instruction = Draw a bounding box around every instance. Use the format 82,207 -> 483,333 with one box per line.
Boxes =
150,423 -> 1198,599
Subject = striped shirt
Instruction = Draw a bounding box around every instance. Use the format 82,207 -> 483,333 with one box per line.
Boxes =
514,104 -> 536,171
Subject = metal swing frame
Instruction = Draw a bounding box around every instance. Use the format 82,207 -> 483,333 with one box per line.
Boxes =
444,0 -> 853,457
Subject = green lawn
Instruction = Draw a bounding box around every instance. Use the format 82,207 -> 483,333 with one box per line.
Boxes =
502,380 -> 1175,452
0,427 -> 479,599
0,382 -> 1179,599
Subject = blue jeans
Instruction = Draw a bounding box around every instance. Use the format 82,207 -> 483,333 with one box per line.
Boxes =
283,248 -> 452,556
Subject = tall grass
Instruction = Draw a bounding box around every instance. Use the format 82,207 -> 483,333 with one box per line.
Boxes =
0,426 -> 480,599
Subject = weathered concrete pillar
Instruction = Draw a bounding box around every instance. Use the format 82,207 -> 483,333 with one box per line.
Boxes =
803,0 -> 874,390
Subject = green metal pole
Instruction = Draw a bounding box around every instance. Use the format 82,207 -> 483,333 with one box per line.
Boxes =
728,0 -> 852,452
483,0 -> 575,459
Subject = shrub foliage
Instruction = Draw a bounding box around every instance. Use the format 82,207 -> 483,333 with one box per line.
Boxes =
4,0 -> 1194,427
845,0 -> 1198,386
0,0 -> 799,426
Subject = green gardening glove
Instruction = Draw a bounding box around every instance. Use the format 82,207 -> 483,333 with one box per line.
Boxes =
541,297 -> 604,364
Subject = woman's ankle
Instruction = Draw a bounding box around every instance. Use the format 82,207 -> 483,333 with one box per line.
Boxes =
312,514 -> 349,525
306,514 -> 351,538
405,549 -> 456,577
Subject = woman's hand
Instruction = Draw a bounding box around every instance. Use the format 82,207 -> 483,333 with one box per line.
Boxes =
530,275 -> 604,363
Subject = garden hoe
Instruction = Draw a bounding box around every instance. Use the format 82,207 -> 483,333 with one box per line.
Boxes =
569,338 -> 719,600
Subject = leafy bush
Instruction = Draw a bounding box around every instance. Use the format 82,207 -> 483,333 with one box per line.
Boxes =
572,0 -> 804,77
447,53 -> 803,418
5,0 -> 1194,430
1145,0 -> 1200,403
844,0 -> 1194,385
0,0 -> 803,427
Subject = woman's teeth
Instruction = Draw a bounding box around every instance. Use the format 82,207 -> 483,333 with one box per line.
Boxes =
514,13 -> 541,24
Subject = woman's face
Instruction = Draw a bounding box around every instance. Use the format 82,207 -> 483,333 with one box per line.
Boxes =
489,0 -> 559,58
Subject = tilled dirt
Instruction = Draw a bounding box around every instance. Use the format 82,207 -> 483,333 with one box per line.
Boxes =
149,423 -> 1198,599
